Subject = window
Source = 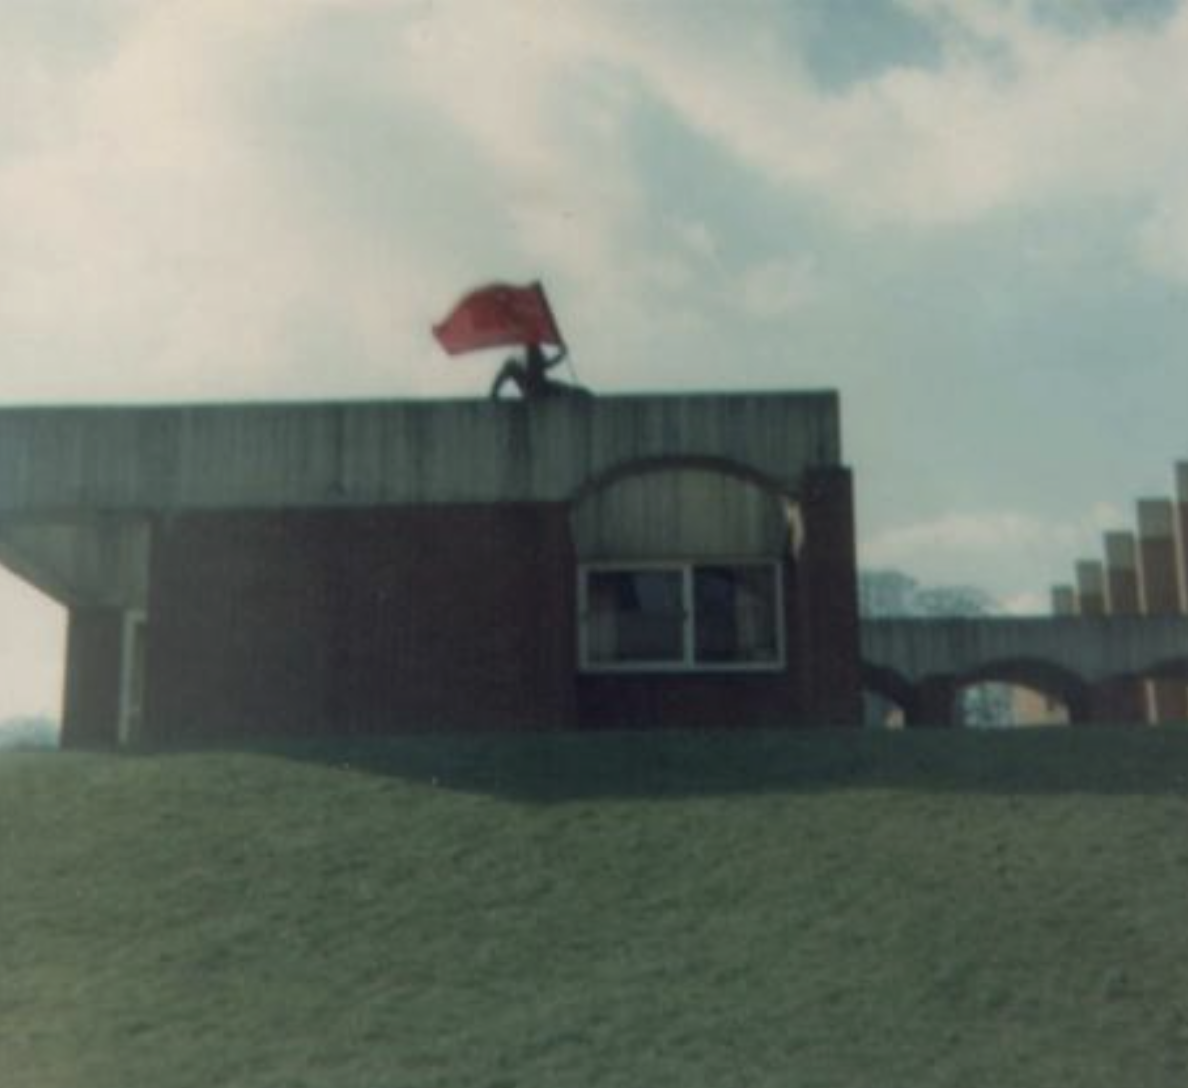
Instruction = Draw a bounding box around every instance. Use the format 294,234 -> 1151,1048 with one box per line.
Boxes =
579,561 -> 784,672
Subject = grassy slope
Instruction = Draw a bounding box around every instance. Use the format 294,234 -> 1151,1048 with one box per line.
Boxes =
5,729 -> 1188,1088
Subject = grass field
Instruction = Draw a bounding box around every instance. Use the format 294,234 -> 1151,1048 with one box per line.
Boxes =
5,727 -> 1188,1087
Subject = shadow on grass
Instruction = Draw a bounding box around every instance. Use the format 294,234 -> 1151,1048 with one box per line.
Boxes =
143,726 -> 1188,803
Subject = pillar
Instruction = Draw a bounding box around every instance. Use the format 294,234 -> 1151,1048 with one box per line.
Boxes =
60,606 -> 145,749
908,675 -> 958,728
1137,499 -> 1188,722
61,607 -> 125,748
798,467 -> 862,726
1098,531 -> 1146,723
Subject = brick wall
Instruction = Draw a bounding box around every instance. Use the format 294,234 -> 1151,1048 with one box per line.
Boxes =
142,487 -> 862,740
143,505 -> 577,740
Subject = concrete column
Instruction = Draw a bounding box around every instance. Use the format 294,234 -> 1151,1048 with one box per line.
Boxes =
61,607 -> 125,748
1137,499 -> 1188,722
1075,560 -> 1106,617
1098,531 -> 1146,723
1051,585 -> 1076,616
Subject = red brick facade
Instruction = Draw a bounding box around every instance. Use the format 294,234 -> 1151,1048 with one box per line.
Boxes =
137,467 -> 861,739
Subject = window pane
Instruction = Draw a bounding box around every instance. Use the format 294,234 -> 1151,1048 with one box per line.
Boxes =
694,565 -> 779,664
586,570 -> 685,664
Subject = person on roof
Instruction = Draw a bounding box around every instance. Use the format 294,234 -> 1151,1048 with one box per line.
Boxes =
490,342 -> 579,400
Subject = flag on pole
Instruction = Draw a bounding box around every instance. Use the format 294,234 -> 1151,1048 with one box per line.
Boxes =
432,282 -> 564,356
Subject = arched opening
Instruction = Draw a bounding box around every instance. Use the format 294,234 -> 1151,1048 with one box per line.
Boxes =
954,680 -> 1070,727
954,659 -> 1086,727
0,570 -> 67,750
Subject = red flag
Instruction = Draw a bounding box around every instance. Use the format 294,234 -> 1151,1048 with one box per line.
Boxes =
432,281 -> 564,356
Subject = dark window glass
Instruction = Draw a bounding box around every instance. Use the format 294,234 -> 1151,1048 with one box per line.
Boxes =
586,569 -> 684,663
694,565 -> 779,664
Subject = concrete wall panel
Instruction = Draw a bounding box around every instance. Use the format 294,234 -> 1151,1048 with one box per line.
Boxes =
570,467 -> 790,560
0,393 -> 840,516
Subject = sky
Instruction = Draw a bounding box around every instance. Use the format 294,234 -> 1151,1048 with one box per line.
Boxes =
2,0 -> 1188,719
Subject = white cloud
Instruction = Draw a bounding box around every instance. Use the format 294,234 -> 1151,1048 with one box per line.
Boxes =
863,509 -> 1084,561
1001,589 -> 1050,616
0,1 -> 513,403
4,0 -> 1188,409
859,502 -> 1132,603
579,0 -> 1188,275
740,256 -> 820,318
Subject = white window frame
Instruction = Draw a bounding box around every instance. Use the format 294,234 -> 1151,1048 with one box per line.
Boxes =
577,559 -> 786,674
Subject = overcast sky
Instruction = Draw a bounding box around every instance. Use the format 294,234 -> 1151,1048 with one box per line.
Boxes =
2,0 -> 1188,719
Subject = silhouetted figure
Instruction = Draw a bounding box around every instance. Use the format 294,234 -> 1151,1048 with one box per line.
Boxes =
490,343 -> 589,400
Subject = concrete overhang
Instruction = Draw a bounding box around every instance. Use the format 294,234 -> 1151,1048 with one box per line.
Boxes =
0,391 -> 842,608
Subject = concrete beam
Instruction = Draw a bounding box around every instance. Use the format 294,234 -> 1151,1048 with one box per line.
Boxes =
0,394 -> 841,517
860,616 -> 1188,687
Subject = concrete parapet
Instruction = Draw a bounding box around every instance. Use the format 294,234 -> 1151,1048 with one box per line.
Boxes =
861,615 -> 1188,689
0,394 -> 842,517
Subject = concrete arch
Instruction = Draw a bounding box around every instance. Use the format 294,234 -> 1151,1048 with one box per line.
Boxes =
569,455 -> 801,562
570,454 -> 797,507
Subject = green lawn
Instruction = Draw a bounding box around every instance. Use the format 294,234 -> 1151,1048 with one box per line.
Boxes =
5,728 -> 1188,1087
